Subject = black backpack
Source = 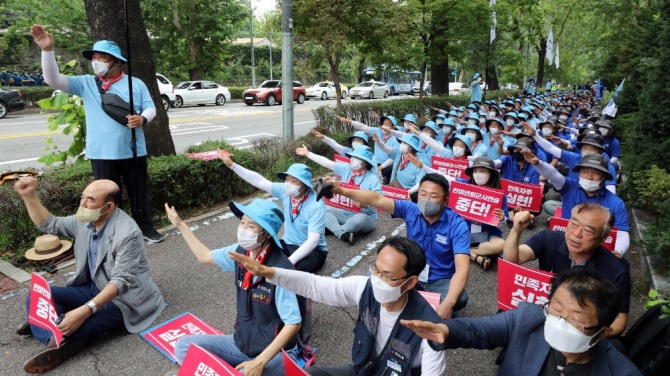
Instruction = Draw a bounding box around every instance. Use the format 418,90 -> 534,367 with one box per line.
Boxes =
622,304 -> 670,375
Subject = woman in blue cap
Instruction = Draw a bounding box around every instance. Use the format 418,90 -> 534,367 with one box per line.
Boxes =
219,152 -> 327,273
461,125 -> 487,157
165,199 -> 302,375
295,144 -> 382,245
377,134 -> 426,201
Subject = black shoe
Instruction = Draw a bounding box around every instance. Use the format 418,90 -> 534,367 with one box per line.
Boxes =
341,232 -> 356,245
23,339 -> 89,374
16,321 -> 32,336
324,227 -> 334,236
143,228 -> 167,243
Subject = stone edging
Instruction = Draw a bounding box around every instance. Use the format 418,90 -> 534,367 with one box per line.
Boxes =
631,207 -> 670,292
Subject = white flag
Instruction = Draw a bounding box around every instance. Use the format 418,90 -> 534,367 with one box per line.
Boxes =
489,0 -> 497,44
546,26 -> 554,65
555,44 -> 560,69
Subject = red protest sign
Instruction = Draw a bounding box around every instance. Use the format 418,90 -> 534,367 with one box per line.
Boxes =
141,312 -> 223,363
500,179 -> 543,212
379,185 -> 410,212
431,156 -> 468,179
548,217 -> 618,252
325,182 -> 361,213
448,181 -> 504,226
497,259 -> 554,311
555,206 -> 563,218
282,350 -> 308,376
178,344 -> 242,376
186,150 -> 233,161
418,291 -> 441,312
28,273 -> 63,347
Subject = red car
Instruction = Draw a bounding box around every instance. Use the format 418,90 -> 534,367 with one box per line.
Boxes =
243,80 -> 306,106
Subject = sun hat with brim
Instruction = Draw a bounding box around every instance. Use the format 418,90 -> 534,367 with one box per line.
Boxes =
447,134 -> 472,150
464,113 -> 480,124
401,114 -> 417,125
457,106 -> 466,112
465,156 -> 500,180
441,118 -> 457,130
485,118 -> 504,130
25,234 -> 72,261
398,134 -> 422,152
467,103 -> 477,111
572,154 -> 613,181
82,40 -> 127,62
473,72 -> 481,80
229,199 -> 284,248
507,138 -> 534,153
448,110 -> 458,117
517,113 -> 528,121
539,119 -> 557,129
577,134 -> 606,151
347,130 -> 370,147
276,163 -> 314,189
596,119 -> 614,130
433,113 -> 447,123
461,124 -> 483,142
504,112 -> 518,121
419,121 -> 439,135
380,115 -> 399,128
345,145 -> 376,170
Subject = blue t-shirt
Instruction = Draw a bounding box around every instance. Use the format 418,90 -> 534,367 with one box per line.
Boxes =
369,128 -> 398,165
68,75 -> 154,159
470,142 -> 488,158
211,245 -> 301,324
389,150 -> 426,189
499,155 -> 540,184
470,81 -> 482,103
557,177 -> 630,231
333,162 -> 382,220
603,136 -> 621,158
270,183 -> 328,251
394,201 -> 470,282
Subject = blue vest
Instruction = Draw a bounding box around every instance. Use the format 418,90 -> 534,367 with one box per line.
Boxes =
352,281 -> 440,376
233,245 -> 298,357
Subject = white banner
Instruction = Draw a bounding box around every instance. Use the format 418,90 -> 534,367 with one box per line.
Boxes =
546,26 -> 554,65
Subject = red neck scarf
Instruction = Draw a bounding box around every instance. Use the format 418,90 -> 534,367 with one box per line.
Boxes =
348,169 -> 365,185
382,133 -> 392,143
241,244 -> 270,289
99,71 -> 124,91
398,155 -> 410,170
290,191 -> 309,216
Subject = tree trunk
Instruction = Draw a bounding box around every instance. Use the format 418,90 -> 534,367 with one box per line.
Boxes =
536,36 -> 546,89
326,50 -> 342,113
430,20 -> 449,96
357,57 -> 366,83
83,0 -> 175,157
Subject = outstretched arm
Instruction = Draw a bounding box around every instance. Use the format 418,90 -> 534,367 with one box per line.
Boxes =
219,151 -> 272,193
31,25 -> 69,91
327,176 -> 395,213
296,144 -> 335,170
164,203 -> 215,264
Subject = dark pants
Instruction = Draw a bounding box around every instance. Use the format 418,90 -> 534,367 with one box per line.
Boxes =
91,157 -> 154,231
25,282 -> 125,345
306,365 -> 355,376
380,164 -> 393,185
280,241 -> 327,273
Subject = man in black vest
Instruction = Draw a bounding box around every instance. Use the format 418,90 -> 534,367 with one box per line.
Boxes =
231,236 -> 446,375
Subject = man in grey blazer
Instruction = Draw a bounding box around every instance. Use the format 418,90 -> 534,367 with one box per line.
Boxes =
14,176 -> 165,374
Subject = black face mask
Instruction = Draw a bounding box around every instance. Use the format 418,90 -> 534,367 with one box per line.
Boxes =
513,151 -> 526,162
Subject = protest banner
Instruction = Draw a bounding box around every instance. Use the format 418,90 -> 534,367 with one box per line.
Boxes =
500,179 -> 543,212
548,217 -> 618,252
178,344 -> 242,375
325,182 -> 361,213
186,149 -> 233,161
141,312 -> 223,363
418,291 -> 441,311
28,273 -> 63,347
431,156 -> 468,179
448,181 -> 504,226
282,350 -> 308,376
497,259 -> 554,311
379,185 -> 410,212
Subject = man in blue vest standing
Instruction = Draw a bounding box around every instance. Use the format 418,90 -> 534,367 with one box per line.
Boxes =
471,73 -> 483,104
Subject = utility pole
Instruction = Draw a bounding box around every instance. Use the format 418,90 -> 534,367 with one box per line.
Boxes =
282,0 -> 294,141
250,0 -> 256,88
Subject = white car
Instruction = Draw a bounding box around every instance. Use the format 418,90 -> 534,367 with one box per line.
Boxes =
156,73 -> 176,111
305,82 -> 348,100
449,82 -> 466,95
349,81 -> 389,99
173,80 -> 231,108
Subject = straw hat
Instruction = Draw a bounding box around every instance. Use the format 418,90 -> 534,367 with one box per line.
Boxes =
25,234 -> 73,261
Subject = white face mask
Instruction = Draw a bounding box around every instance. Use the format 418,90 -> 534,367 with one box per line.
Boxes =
75,202 -> 111,223
92,60 -> 111,76
489,127 -> 500,135
579,177 -> 602,192
370,274 -> 409,303
506,119 -> 516,127
422,130 -> 434,138
352,141 -> 364,148
457,112 -> 464,118
543,313 -> 603,353
399,143 -> 410,154
473,172 -> 490,186
542,127 -> 554,136
468,119 -> 477,125
600,128 -> 610,136
237,226 -> 263,250
404,121 -> 414,128
350,157 -> 364,171
435,118 -> 444,125
284,182 -> 302,197
442,127 -> 452,135
488,112 -> 497,118
559,115 -> 569,121
453,145 -> 465,157
479,117 -> 487,123
466,132 -> 478,142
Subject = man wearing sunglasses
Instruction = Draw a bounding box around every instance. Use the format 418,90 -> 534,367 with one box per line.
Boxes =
229,236 -> 446,376
401,268 -> 641,376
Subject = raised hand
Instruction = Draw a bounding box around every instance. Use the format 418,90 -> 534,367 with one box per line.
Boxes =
30,25 -> 54,52
295,144 -> 310,157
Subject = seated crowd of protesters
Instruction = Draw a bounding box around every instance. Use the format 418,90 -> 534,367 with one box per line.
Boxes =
12,83 -> 643,376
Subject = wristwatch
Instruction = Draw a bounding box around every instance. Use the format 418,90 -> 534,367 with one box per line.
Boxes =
86,300 -> 97,314
141,116 -> 148,126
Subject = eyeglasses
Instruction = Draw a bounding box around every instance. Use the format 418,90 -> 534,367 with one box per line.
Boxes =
368,262 -> 411,284
543,304 -> 598,333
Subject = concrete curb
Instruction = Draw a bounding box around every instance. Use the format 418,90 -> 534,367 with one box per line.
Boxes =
631,207 -> 670,292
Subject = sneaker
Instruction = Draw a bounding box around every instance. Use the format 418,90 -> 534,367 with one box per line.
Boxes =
143,228 -> 167,243
341,232 -> 356,246
16,321 -> 31,336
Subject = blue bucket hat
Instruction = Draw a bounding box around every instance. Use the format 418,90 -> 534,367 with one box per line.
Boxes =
521,106 -> 533,114
485,118 -> 504,130
457,106 -> 466,112
464,113 -> 480,124
401,114 -> 417,125
380,115 -> 399,128
276,163 -> 313,189
441,118 -> 457,129
466,103 -> 477,111
517,112 -> 528,121
345,145 -> 376,170
419,120 -> 439,135
82,40 -> 127,62
461,124 -> 483,142
448,110 -> 458,117
398,134 -> 422,152
229,199 -> 284,248
448,134 -> 472,149
504,112 -> 518,121
473,72 -> 481,80
347,130 -> 369,147
433,113 -> 447,123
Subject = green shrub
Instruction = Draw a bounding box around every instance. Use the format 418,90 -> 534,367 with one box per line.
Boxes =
6,86 -> 54,106
631,165 -> 670,210
226,86 -> 247,100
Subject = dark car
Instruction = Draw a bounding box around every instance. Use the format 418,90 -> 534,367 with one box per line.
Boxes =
0,87 -> 25,118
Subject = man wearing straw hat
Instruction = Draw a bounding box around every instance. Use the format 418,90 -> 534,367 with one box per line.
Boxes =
14,176 -> 165,373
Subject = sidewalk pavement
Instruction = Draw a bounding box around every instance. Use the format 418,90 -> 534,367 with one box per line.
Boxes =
0,200 -> 647,375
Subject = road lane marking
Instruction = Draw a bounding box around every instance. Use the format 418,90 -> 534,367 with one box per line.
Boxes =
0,157 -> 40,165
